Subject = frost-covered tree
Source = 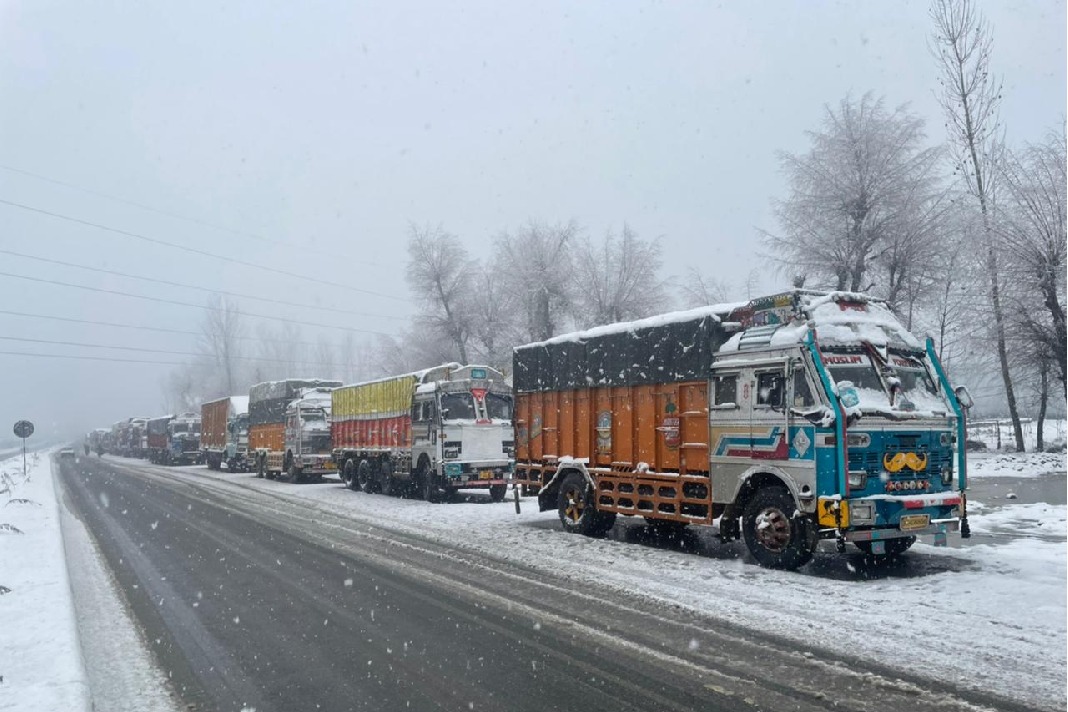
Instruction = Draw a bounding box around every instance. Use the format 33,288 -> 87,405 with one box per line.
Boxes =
198,295 -> 246,397
494,220 -> 577,341
406,224 -> 476,364
763,93 -> 944,297
930,0 -> 1025,450
466,261 -> 519,372
999,130 -> 1067,394
678,268 -> 731,308
572,224 -> 670,327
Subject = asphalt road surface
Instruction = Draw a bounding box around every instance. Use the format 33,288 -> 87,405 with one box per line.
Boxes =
55,456 -> 1043,712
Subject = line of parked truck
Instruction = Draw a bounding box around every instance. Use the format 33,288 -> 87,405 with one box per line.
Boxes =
86,290 -> 977,569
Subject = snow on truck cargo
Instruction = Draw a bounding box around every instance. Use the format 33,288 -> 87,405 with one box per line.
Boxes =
513,290 -> 974,569
332,364 -> 514,502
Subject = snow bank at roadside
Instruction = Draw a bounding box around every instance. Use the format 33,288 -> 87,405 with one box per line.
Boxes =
969,451 -> 1067,479
0,452 -> 89,712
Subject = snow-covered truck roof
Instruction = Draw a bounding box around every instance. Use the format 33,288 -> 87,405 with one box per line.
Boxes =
513,291 -> 922,393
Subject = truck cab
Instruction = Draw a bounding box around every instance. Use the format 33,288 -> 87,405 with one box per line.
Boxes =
412,366 -> 514,502
226,412 -> 250,471
167,413 -> 202,466
710,292 -> 970,567
282,388 -> 335,481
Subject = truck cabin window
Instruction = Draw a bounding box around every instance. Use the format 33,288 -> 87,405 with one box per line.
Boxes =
792,369 -> 815,408
713,375 -> 737,406
485,393 -> 513,420
756,372 -> 784,408
440,393 -> 475,420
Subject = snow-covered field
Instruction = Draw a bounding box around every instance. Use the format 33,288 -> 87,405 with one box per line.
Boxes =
3,449 -> 1065,710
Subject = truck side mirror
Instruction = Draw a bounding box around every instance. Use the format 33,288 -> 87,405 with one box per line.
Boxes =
954,385 -> 974,410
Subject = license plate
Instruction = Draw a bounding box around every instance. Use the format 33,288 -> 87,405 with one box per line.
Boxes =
479,470 -> 493,480
900,514 -> 930,531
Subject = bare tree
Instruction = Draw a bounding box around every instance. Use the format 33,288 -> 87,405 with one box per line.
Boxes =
763,93 -> 943,295
255,322 -> 307,381
572,224 -> 670,327
678,267 -> 731,308
930,0 -> 1025,450
467,261 -> 519,372
495,220 -> 577,341
999,130 -> 1067,394
406,224 -> 474,363
198,295 -> 246,397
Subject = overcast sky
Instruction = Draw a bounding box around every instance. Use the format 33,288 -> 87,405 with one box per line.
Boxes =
1,0 -> 1064,441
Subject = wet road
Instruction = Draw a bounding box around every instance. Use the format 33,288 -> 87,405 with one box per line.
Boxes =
56,455 -> 1045,712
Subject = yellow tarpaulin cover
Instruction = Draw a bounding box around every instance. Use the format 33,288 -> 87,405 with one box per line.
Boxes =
333,375 -> 418,421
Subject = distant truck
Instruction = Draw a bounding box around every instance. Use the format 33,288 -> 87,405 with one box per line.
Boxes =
248,379 -> 341,482
201,396 -> 250,471
513,291 -> 973,569
146,413 -> 202,465
332,364 -> 514,502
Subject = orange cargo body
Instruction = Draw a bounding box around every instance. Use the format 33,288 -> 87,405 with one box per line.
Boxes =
201,398 -> 230,451
332,415 -> 411,451
515,381 -> 714,523
249,422 -> 284,453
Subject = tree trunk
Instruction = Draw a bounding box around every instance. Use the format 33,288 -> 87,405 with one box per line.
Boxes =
1036,361 -> 1048,452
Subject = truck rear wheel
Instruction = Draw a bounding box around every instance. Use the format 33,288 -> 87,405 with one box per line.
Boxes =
489,484 -> 507,503
342,459 -> 358,490
256,456 -> 265,479
557,472 -> 615,536
357,460 -> 374,494
741,487 -> 815,570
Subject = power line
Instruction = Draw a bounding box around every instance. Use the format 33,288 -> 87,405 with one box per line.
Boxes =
0,163 -> 376,265
0,350 -> 185,366
0,197 -> 406,302
0,271 -> 393,336
0,248 -> 405,321
0,335 -> 347,368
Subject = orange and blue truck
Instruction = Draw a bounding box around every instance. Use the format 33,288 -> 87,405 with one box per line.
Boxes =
512,290 -> 972,569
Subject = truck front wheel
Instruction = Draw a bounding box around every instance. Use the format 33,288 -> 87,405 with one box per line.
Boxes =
256,456 -> 265,479
741,487 -> 815,570
489,484 -> 507,503
557,473 -> 615,536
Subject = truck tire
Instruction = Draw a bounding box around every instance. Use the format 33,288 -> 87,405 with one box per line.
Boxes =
856,536 -> 915,558
288,462 -> 303,484
557,472 -> 615,536
421,470 -> 440,503
357,460 -> 374,494
741,487 -> 816,570
489,484 -> 507,503
342,459 -> 358,490
256,456 -> 265,479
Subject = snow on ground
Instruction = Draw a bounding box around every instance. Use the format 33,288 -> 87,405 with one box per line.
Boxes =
132,455 -> 1068,711
0,452 -> 89,712
0,452 -> 179,712
969,450 -> 1067,479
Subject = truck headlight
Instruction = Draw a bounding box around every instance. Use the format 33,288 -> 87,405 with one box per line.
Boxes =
941,464 -> 953,486
848,470 -> 867,488
851,503 -> 874,523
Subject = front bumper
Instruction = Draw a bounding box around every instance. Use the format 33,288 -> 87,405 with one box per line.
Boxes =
298,455 -> 336,474
442,461 -> 512,488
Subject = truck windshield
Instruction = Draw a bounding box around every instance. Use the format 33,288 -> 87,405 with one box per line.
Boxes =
171,423 -> 190,434
823,351 -> 947,415
440,393 -> 476,420
300,410 -> 327,423
485,393 -> 513,421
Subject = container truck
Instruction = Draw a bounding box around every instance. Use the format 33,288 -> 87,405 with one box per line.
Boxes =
201,396 -> 250,471
248,379 -> 341,482
332,364 -> 514,502
513,290 -> 973,569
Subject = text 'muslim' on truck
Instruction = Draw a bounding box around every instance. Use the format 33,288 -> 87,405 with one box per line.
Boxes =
512,290 -> 974,569
331,364 -> 514,502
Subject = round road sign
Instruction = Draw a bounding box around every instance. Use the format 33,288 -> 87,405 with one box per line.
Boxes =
13,420 -> 34,439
